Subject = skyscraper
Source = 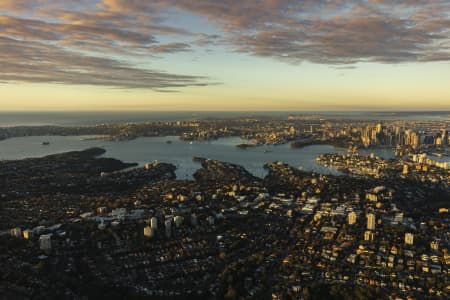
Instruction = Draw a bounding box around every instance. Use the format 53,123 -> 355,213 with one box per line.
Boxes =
364,230 -> 375,242
144,226 -> 154,238
405,233 -> 414,245
367,213 -> 376,230
348,211 -> 357,225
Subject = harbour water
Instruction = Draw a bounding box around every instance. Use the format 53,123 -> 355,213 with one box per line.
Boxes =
1,111 -> 447,179
0,135 -> 397,179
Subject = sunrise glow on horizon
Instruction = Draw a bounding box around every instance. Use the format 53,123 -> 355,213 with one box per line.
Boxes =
1,1 -> 449,111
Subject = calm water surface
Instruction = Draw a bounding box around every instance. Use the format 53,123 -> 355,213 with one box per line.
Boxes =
0,136 -> 403,179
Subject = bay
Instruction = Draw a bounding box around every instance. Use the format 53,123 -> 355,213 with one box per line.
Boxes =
0,136 -> 400,179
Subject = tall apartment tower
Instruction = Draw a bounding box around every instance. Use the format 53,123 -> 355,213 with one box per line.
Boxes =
405,233 -> 414,245
348,211 -> 357,225
366,213 -> 376,230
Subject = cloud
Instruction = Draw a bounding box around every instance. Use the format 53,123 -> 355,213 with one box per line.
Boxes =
0,0 -> 449,90
149,42 -> 191,54
0,0 -> 35,11
0,36 -> 205,89
0,15 -> 156,46
0,2 -> 207,89
157,0 -> 450,64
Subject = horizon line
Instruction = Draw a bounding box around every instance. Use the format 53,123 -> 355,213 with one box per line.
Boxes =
2,109 -> 450,113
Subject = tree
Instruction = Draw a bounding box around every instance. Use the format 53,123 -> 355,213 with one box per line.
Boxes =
225,284 -> 237,299
301,287 -> 310,299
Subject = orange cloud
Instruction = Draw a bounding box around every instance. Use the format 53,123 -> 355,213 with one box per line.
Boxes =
0,0 -> 449,90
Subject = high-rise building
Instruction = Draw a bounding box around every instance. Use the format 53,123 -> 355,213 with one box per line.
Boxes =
165,219 -> 172,238
150,217 -> 158,230
289,126 -> 296,136
441,129 -> 448,145
364,230 -> 375,242
367,213 -> 376,230
394,212 -> 404,223
348,211 -> 357,225
10,227 -> 22,238
405,233 -> 414,245
402,164 -> 409,175
376,123 -> 382,134
23,229 -> 33,239
412,133 -> 419,148
144,226 -> 154,238
430,240 -> 439,251
173,216 -> 183,228
39,234 -> 52,251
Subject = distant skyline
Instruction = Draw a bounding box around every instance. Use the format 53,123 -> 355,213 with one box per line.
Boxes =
1,1 -> 449,111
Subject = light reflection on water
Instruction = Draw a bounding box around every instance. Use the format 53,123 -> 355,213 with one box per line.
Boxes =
0,135 -> 412,179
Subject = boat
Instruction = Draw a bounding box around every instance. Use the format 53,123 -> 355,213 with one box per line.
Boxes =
42,141 -> 50,146
166,140 -> 173,144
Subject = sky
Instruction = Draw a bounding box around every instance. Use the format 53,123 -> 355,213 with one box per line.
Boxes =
0,0 -> 449,111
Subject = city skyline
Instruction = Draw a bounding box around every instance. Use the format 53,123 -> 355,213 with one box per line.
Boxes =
1,0 -> 449,111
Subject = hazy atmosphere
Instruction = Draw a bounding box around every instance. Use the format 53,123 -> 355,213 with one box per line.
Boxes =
2,2 -> 450,299
1,0 -> 449,110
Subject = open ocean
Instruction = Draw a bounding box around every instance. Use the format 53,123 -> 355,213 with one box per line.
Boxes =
0,111 -> 449,127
